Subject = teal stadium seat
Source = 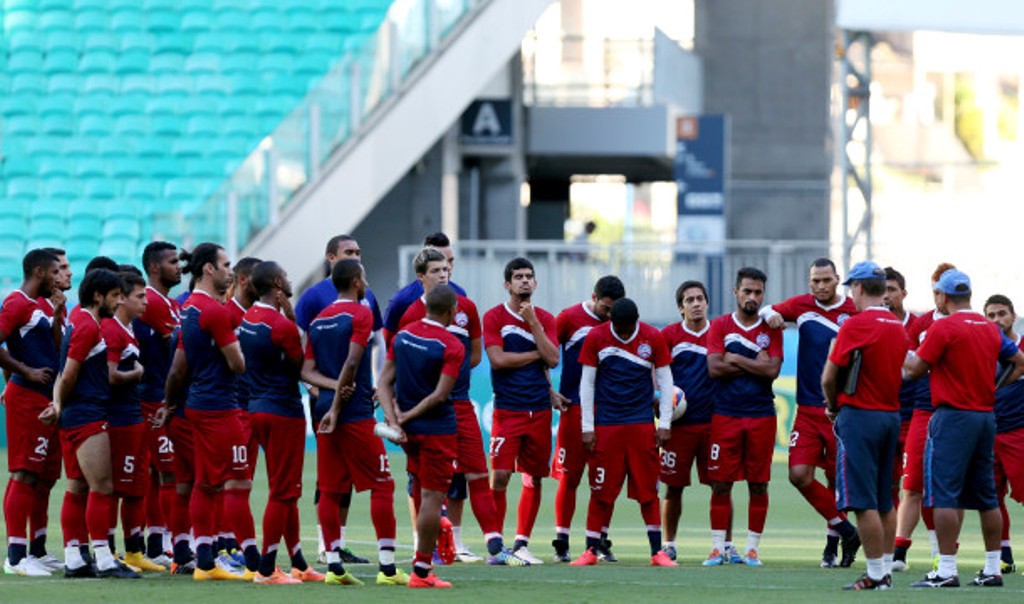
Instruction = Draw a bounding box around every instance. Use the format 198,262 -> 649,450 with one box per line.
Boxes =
4,10 -> 39,36
111,96 -> 146,116
73,10 -> 108,32
43,51 -> 80,75
181,10 -> 212,33
65,238 -> 101,264
117,51 -> 151,74
30,200 -> 66,221
6,116 -> 39,136
38,95 -> 74,117
150,53 -> 186,75
222,53 -> 258,75
171,139 -> 205,159
79,51 -> 118,74
147,10 -> 181,34
74,158 -> 110,178
112,159 -> 147,179
179,97 -> 217,119
73,96 -> 109,116
84,32 -> 119,54
3,157 -> 36,179
79,114 -> 113,136
9,32 -> 44,54
121,32 -> 156,52
49,73 -> 82,95
98,239 -> 138,263
39,9 -> 76,33
124,179 -> 161,202
71,0 -> 105,9
67,216 -> 103,241
149,158 -> 185,177
185,53 -> 221,75
61,138 -> 95,158
102,200 -> 141,221
251,10 -> 282,33
45,31 -> 81,53
151,115 -> 183,136
102,218 -> 141,240
97,138 -> 130,159
195,75 -> 231,97
12,74 -> 47,95
44,179 -> 77,201
40,158 -> 74,179
25,138 -> 61,159
154,33 -> 191,54
84,73 -> 119,95
110,9 -> 145,33
8,50 -> 44,75
85,179 -> 118,201
186,115 -> 219,137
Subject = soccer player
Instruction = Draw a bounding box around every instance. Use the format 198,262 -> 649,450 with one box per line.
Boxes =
659,280 -> 720,562
984,294 -> 1024,573
1,249 -> 63,576
154,243 -> 253,581
569,298 -> 677,567
821,261 -> 909,590
704,267 -> 782,566
761,258 -> 860,567
48,268 -> 139,579
398,249 -> 526,566
378,284 -> 465,588
236,261 -> 320,584
135,242 -> 182,567
883,267 -> 916,512
904,268 -> 1024,587
550,275 -> 625,562
383,232 -> 467,347
893,262 -> 956,571
295,234 -> 380,564
304,258 -> 404,585
482,257 -> 561,565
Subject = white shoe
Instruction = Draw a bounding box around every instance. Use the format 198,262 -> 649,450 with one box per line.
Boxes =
150,554 -> 173,568
316,550 -> 327,565
512,546 -> 544,565
4,557 -> 53,576
29,554 -> 64,572
891,559 -> 908,572
455,549 -> 483,563
214,556 -> 245,576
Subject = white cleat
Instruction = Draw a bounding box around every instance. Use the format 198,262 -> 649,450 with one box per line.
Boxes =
511,546 -> 544,565
455,550 -> 483,563
4,557 -> 53,576
891,559 -> 908,573
150,554 -> 174,568
29,554 -> 64,572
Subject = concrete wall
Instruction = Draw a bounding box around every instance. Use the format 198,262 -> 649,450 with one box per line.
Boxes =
695,0 -> 834,241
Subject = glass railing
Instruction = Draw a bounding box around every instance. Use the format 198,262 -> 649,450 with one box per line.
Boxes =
183,0 -> 483,254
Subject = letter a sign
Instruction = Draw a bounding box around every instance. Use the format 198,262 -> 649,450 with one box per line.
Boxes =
460,99 -> 512,146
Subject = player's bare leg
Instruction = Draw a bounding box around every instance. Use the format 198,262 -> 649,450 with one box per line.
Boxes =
77,431 -> 136,578
790,463 -> 859,567
661,485 -> 683,560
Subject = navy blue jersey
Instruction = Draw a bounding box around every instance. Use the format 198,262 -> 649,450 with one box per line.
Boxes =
102,317 -> 143,427
555,302 -> 603,405
397,295 -> 480,401
580,322 -> 670,426
0,290 -> 60,398
238,302 -> 304,419
661,321 -> 718,425
994,334 -> 1024,433
383,279 -> 467,335
134,286 -> 180,403
179,290 -> 238,412
305,299 -> 374,424
390,319 -> 463,435
59,307 -> 109,429
707,313 -> 783,418
482,303 -> 558,412
295,278 -> 381,334
897,312 -> 918,422
226,298 -> 248,410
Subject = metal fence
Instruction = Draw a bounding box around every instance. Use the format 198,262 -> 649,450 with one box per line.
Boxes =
399,239 -> 836,324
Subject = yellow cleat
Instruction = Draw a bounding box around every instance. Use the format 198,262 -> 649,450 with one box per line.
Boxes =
124,552 -> 167,572
242,569 -> 257,581
194,565 -> 248,581
376,568 -> 411,585
325,570 -> 364,586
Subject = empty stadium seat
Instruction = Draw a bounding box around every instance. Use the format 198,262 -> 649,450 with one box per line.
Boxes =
44,179 -> 77,200
43,51 -> 80,75
3,157 -> 36,179
74,157 -> 110,178
40,158 -> 74,178
30,200 -> 67,221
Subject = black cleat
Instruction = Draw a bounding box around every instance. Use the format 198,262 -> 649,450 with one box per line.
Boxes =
64,564 -> 98,579
551,539 -> 570,563
911,571 -> 960,588
597,539 -> 618,563
839,533 -> 861,568
96,561 -> 141,579
821,549 -> 839,569
843,573 -> 892,590
971,571 -> 1003,587
338,547 -> 369,564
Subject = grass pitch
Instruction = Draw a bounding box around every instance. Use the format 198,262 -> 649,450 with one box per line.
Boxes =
2,453 -> 1023,602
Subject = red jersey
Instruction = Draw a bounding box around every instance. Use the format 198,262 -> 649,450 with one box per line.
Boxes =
398,294 -> 481,402
555,302 -> 603,405
227,297 -> 246,330
828,307 -> 908,411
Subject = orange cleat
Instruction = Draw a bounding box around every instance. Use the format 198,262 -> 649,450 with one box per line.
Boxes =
569,548 -> 599,566
437,517 -> 456,565
650,551 -> 678,567
253,569 -> 302,584
408,572 -> 452,588
290,567 -> 327,582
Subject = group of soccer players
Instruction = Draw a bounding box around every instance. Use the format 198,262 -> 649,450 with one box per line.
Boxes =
3,232 -> 1023,590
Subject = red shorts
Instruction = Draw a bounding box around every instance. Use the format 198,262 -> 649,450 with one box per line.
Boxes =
490,408 -> 552,477
167,414 -> 194,485
892,419 -> 912,487
316,418 -> 394,495
250,412 -> 305,501
141,401 -> 175,474
454,400 -> 488,476
660,422 -> 711,488
60,420 -> 108,481
237,408 -> 258,481
403,433 -> 457,493
588,423 -> 660,505
4,382 -> 61,482
708,414 -> 775,484
788,406 -> 836,477
109,423 -> 148,497
901,409 -> 932,492
995,427 -> 1024,504
551,405 -> 589,481
188,408 -> 250,487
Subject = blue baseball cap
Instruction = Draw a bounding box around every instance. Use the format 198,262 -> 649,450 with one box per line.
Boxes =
842,260 -> 886,285
934,268 -> 971,295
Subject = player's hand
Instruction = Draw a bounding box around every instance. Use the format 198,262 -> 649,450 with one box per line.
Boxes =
307,385 -> 320,399
395,410 -> 409,426
51,290 -> 67,311
38,401 -> 59,425
550,389 -> 570,412
278,291 -> 296,322
519,302 -> 537,325
318,411 -> 338,434
151,405 -> 169,429
336,384 -> 354,402
825,407 -> 838,424
23,366 -> 54,386
765,314 -> 785,329
656,427 -> 671,448
582,431 -> 596,452
388,422 -> 407,444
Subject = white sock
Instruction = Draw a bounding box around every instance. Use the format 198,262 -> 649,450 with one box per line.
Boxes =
316,524 -> 325,554
927,530 -> 939,558
1001,539 -> 1011,548
984,550 -> 1001,576
412,531 -> 419,552
882,552 -> 893,575
163,532 -> 172,554
379,548 -> 395,566
64,545 -> 85,570
326,551 -> 340,566
93,543 -> 117,571
866,557 -> 885,581
746,532 -> 762,554
937,553 -> 957,578
664,541 -> 676,548
338,527 -> 346,549
452,526 -> 465,552
711,530 -> 726,553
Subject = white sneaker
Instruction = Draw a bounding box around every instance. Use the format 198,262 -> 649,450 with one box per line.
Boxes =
316,550 -> 327,565
891,559 -> 908,572
512,546 -> 544,565
214,556 -> 245,576
150,553 -> 174,568
455,549 -> 483,563
29,554 -> 64,572
4,557 -> 53,576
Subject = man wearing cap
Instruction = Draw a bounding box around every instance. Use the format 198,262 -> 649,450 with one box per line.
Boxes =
821,261 -> 909,590
904,269 -> 1024,588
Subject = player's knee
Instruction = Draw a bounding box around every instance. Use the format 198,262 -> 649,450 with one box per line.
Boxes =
339,492 -> 352,507
66,478 -> 89,496
663,485 -> 684,499
748,482 -> 768,496
91,478 -> 114,495
447,474 -> 468,500
224,479 -> 252,491
176,482 -> 192,496
491,471 -> 511,490
159,472 -> 175,485
788,465 -> 812,488
11,470 -> 40,487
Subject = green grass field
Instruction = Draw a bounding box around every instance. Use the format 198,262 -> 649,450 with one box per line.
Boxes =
2,452 -> 1023,602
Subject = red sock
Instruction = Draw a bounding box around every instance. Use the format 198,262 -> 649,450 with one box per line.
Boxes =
283,501 -> 300,554
641,499 -> 661,527
467,477 -> 501,536
61,490 -> 88,546
895,536 -> 912,549
710,492 -> 731,531
749,491 -> 769,534
554,473 -> 581,530
262,499 -> 287,555
224,488 -> 255,550
515,477 -> 542,539
121,496 -> 145,546
585,497 -> 612,534
86,492 -> 115,543
921,506 -> 935,531
172,490 -> 191,542
317,491 -> 342,551
29,483 -> 53,543
145,478 -> 162,530
4,479 -> 34,542
189,486 -> 215,543
798,481 -> 840,522
369,488 -> 397,541
493,488 -> 507,532
212,490 -> 226,541
159,484 -> 176,534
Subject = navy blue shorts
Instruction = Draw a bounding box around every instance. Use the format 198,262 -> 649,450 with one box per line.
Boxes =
834,406 -> 900,513
924,406 -> 998,510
